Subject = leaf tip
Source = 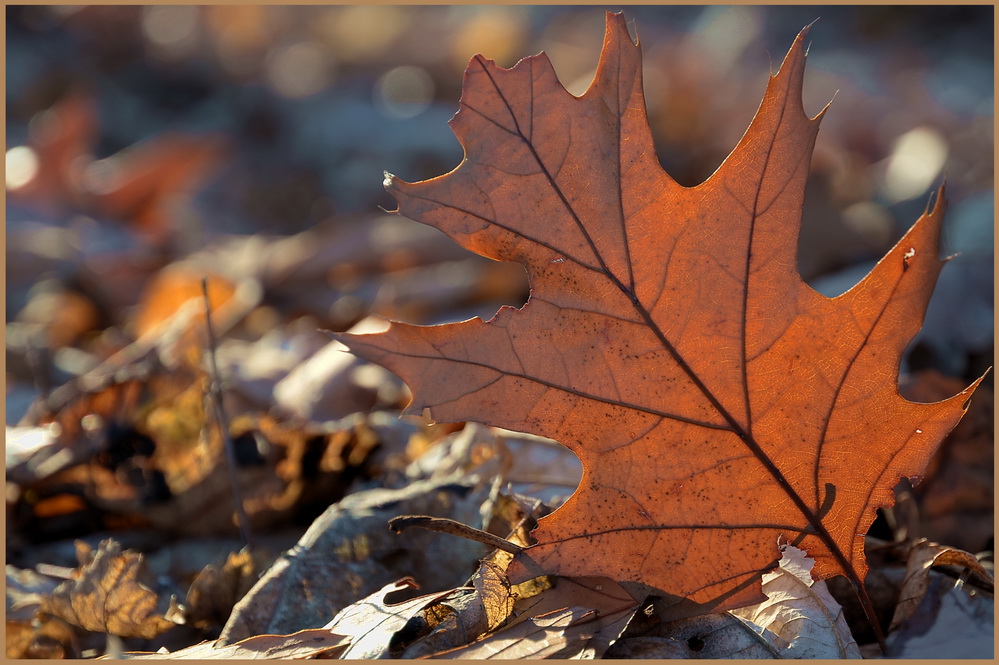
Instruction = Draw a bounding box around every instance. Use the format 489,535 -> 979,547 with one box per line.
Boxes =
605,10 -> 640,48
925,179 -> 947,216
769,18 -> 813,96
802,17 -> 821,37
962,369 -> 990,407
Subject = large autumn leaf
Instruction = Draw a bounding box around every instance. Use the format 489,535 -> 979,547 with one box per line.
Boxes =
338,12 -> 982,617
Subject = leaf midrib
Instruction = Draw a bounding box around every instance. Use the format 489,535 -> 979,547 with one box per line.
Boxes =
467,51 -> 866,590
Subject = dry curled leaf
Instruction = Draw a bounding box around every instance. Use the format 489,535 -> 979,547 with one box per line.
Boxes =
429,606 -> 608,660
183,548 -> 268,633
41,539 -> 179,639
322,577 -> 456,659
888,539 -> 993,633
398,560 -> 519,658
610,546 -> 861,658
475,560 -> 518,633
6,565 -> 77,659
338,10 -> 982,624
121,629 -> 350,660
730,545 -> 861,657
430,577 -> 637,659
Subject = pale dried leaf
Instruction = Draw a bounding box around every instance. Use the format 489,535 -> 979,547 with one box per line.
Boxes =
475,560 -> 517,633
120,629 -> 350,659
434,577 -> 637,659
41,539 -> 179,639
7,564 -> 61,622
399,591 -> 489,658
399,523 -> 542,658
322,577 -> 455,659
430,606 -> 607,659
730,545 -> 860,658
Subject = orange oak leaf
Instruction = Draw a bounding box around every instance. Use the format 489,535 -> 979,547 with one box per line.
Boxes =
337,11 -> 982,625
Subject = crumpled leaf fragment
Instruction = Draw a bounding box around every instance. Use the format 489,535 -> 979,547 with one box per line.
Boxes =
608,546 -> 860,658
475,560 -> 518,633
40,539 -> 180,639
730,545 -> 861,658
429,606 -> 608,659
322,577 -> 456,659
431,576 -> 637,659
6,564 -> 77,659
398,500 -> 549,659
888,539 -> 993,633
183,547 -> 269,632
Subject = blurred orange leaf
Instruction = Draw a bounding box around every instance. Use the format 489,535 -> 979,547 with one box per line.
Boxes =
9,89 -> 226,243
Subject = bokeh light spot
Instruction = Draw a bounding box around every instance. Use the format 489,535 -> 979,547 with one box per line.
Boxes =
375,66 -> 435,119
6,146 -> 39,191
318,5 -> 409,62
266,41 -> 333,99
882,126 -> 948,203
141,5 -> 199,49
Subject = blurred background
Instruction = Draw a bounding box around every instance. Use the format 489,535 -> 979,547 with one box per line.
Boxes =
5,6 -> 993,657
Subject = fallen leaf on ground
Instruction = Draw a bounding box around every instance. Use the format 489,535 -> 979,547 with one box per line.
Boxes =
218,475 -> 498,644
407,423 -> 581,509
475,560 -> 518,633
605,612 -> 775,659
41,539 -> 180,639
398,559 -> 520,658
271,319 -> 401,422
6,565 -> 78,659
608,545 -> 859,659
430,606 -> 613,660
428,577 -> 637,659
888,539 -> 993,633
182,548 -> 268,633
730,545 -> 861,657
322,577 -> 456,659
6,89 -> 97,211
338,11 -> 982,623
9,89 -> 226,245
121,629 -> 350,659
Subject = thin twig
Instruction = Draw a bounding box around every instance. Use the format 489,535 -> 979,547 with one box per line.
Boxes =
24,338 -> 53,418
389,515 -> 524,555
202,277 -> 253,549
854,580 -> 887,654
